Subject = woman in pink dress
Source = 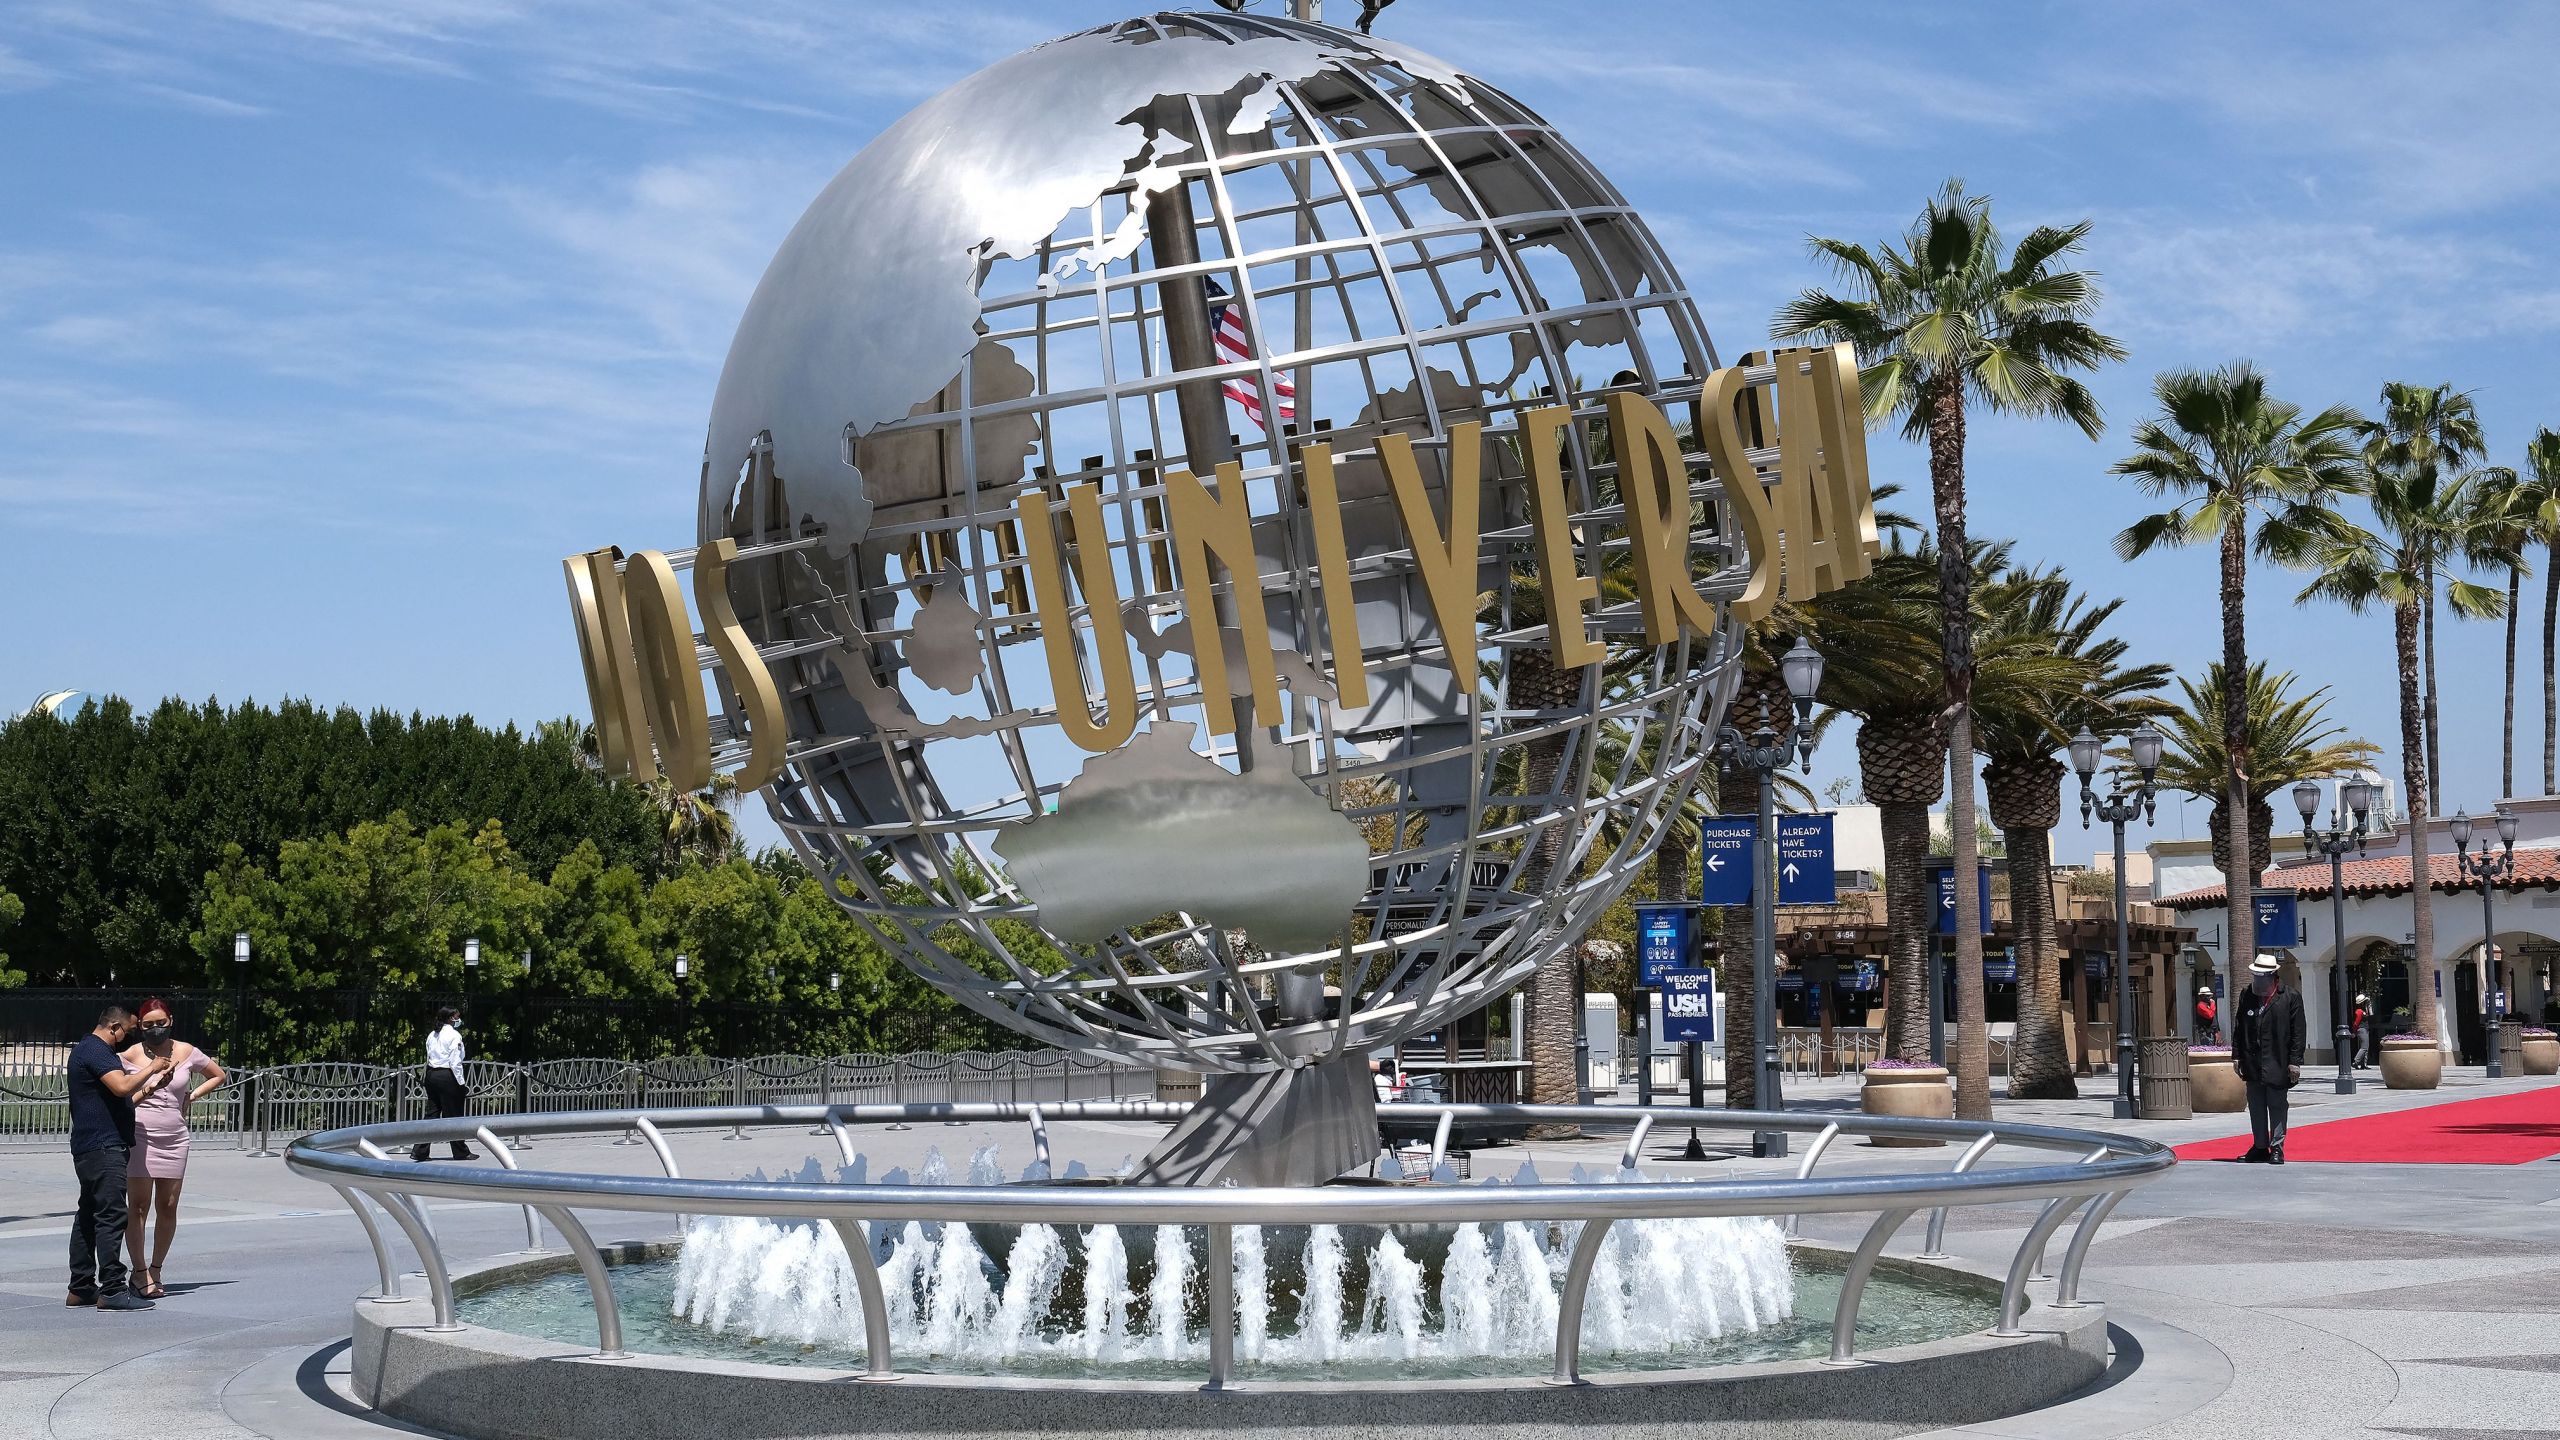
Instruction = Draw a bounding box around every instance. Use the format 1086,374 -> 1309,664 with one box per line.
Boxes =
119,997 -> 225,1300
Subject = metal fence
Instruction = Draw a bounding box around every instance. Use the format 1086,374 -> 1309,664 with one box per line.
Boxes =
0,1050 -> 1155,1152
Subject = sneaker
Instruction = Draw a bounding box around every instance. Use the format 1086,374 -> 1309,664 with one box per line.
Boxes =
96,1291 -> 154,1312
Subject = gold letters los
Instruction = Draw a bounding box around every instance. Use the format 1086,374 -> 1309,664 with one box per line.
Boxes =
564,542 -> 787,793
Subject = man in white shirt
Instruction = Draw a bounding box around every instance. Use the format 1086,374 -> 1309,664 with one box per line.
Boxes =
411,1007 -> 479,1162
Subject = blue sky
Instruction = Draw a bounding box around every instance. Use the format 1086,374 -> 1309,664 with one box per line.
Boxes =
7,1 -> 2560,865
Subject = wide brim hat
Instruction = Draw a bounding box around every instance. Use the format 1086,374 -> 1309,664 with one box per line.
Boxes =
2249,956 -> 2280,975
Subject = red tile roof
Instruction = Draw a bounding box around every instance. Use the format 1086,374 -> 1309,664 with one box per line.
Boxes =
2160,849 -> 2560,908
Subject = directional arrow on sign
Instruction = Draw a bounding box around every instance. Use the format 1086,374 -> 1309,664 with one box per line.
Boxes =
1706,855 -> 1725,872
1781,862 -> 1800,883
1942,893 -> 1955,909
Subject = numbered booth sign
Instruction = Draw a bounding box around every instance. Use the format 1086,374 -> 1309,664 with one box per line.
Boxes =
1661,968 -> 1718,1043
1634,903 -> 1696,988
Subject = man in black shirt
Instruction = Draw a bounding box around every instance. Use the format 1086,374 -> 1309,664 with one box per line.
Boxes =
67,1005 -> 173,1310
2232,956 -> 2306,1165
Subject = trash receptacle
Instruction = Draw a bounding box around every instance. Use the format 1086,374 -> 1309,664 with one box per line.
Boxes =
2138,1037 -> 2191,1120
2500,1018 -> 2525,1075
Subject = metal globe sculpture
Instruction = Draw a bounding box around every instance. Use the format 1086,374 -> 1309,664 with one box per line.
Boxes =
695,12 -> 1756,1101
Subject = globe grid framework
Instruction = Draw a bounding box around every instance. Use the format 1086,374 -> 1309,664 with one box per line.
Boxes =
692,11 -> 1754,1075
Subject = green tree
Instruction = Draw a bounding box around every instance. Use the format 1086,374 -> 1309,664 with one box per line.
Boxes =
2465,462 -> 2541,797
1776,179 -> 2126,1120
2524,430 -> 2560,792
1977,569 -> 2168,1099
2294,419 -> 2506,1045
2149,664 -> 2378,883
2355,385 -> 2493,814
2109,361 -> 2364,995
0,885 -> 24,988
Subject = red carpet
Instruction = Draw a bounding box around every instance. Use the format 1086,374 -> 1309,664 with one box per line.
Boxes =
2174,1083 -> 2560,1165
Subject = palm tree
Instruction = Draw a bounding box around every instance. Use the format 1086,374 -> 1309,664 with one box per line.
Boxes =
1808,541 -> 2087,1069
645,772 -> 741,866
2525,430 -> 2560,793
2358,384 -> 2492,814
2109,362 -> 2363,994
2149,664 -> 2379,882
2295,452 -> 2505,1046
2465,469 -> 2539,797
1977,568 -> 2169,1100
1776,180 -> 2125,1120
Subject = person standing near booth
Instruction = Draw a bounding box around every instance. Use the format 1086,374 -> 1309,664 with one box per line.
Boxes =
118,997 -> 225,1298
66,1005 -> 170,1310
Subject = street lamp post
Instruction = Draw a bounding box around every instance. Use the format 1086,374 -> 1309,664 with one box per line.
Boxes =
2294,777 -> 2374,1095
2450,806 -> 2518,1079
463,937 -> 480,1009
1715,636 -> 1826,1160
231,931 -> 251,1069
2070,722 -> 2163,1122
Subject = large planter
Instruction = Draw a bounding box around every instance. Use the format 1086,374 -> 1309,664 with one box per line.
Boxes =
2380,1036 -> 2442,1091
1861,1065 -> 1953,1146
2522,1031 -> 2560,1076
2188,1051 -> 2244,1112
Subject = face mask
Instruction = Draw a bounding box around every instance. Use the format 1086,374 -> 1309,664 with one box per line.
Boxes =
141,1024 -> 171,1041
2253,974 -> 2275,995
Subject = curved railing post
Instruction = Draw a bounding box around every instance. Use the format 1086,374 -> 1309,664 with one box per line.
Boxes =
633,1115 -> 686,1231
1203,1222 -> 1236,1391
362,1184 -> 458,1331
1824,1207 -> 1917,1364
327,1182 -> 401,1300
1428,1110 -> 1455,1172
475,1125 -> 543,1252
508,1066 -> 531,1151
1784,1121 -> 1844,1236
2030,1149 -> 2112,1281
825,1218 -> 900,1382
1546,1217 -> 1617,1385
826,1111 -> 859,1168
534,1203 -> 629,1359
1025,1105 -> 1051,1175
727,1061 -> 751,1140
1617,1115 -> 1654,1171
1994,1194 -> 2091,1336
1918,1131 -> 2001,1258
2052,1188 -> 2127,1308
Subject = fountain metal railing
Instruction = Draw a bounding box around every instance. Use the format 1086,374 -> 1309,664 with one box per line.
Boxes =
287,1102 -> 2171,1389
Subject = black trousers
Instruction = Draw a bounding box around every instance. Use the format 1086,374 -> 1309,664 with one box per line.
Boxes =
413,1070 -> 473,1160
2246,1080 -> 2292,1150
70,1142 -> 131,1298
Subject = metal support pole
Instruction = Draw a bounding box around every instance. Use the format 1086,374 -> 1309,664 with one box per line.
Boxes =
1635,997 -> 1653,1107
2111,815 -> 2136,1121
1927,931 -> 1946,1068
1753,762 -> 1786,1158
2482,878 -> 2504,1078
1683,1038 -> 1706,1160
1573,947 -> 1593,1105
2331,848 -> 2356,1094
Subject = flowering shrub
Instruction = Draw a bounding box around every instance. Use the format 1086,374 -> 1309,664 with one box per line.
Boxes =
2383,1033 -> 2433,1043
1865,1059 -> 1943,1072
2522,1028 -> 2556,1038
2189,1045 -> 2232,1056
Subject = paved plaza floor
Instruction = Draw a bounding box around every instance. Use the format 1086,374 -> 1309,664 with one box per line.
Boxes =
2,1069 -> 2554,1439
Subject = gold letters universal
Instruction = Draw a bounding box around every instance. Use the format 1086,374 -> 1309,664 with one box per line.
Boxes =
564,344 -> 1879,776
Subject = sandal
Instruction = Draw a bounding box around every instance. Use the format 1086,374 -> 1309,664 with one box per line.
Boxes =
142,1267 -> 166,1300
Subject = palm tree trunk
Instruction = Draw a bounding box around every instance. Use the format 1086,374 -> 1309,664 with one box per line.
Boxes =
1511,646 -> 1589,1114
1879,799 -> 1934,1064
2002,821 -> 2072,1099
1718,763 -> 1759,1107
1922,371 -> 1989,1121
1655,824 -> 1693,903
2398,600 -> 2440,1044
2545,547 -> 2557,796
2423,559 -> 2442,815
2506,565 -> 2522,798
2218,511 -> 2257,990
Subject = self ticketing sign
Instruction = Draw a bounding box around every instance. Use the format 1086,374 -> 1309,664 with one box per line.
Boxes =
1776,814 -> 1836,905
1697,817 -> 1755,907
1931,862 -> 1994,936
2252,891 -> 2300,949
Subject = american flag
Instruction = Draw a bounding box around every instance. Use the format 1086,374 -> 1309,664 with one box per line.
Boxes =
1205,280 -> 1295,430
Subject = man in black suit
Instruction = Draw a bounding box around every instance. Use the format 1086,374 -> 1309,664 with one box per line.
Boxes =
2232,956 -> 2306,1164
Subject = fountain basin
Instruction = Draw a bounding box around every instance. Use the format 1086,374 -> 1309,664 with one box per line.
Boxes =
351,1242 -> 2108,1440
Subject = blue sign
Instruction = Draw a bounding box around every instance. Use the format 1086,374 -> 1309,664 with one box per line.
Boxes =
1851,961 -> 1879,991
1776,814 -> 1837,905
2252,891 -> 2300,949
2083,953 -> 2107,979
1930,862 -> 1995,936
1697,818 -> 1756,906
1661,968 -> 1717,1042
1777,972 -> 1806,992
1634,903 -> 1696,987
1984,950 -> 2017,983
